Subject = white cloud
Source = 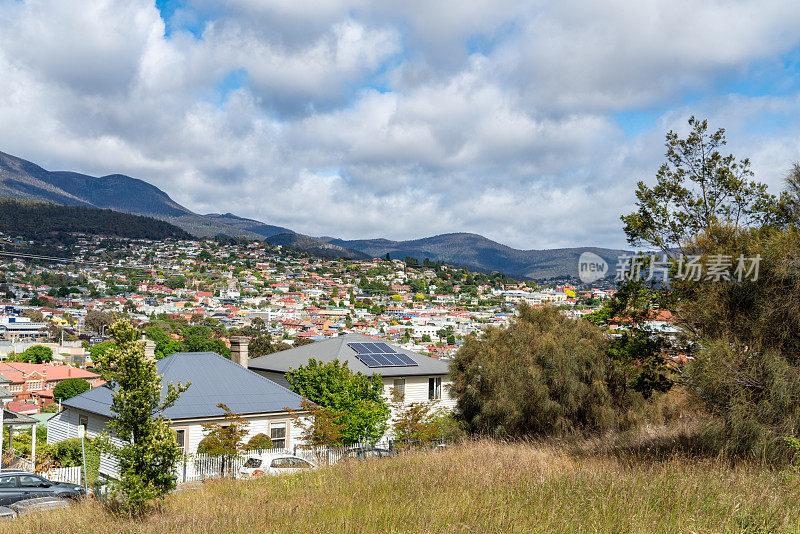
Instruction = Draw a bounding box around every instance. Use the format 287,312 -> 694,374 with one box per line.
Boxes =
1,0 -> 800,250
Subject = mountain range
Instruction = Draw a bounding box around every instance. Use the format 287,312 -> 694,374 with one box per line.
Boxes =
0,150 -> 627,279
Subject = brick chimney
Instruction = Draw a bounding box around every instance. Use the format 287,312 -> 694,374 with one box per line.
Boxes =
230,336 -> 249,368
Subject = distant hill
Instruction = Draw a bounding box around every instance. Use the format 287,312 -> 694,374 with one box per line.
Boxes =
203,213 -> 294,239
0,150 -> 627,279
324,233 -> 629,280
0,198 -> 191,241
0,151 -> 268,239
266,233 -> 370,260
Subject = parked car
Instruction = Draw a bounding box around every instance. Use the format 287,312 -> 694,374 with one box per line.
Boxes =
0,471 -> 85,506
342,447 -> 392,462
238,453 -> 315,478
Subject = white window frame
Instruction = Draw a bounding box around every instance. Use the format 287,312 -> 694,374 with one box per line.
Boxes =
428,377 -> 441,400
269,420 -> 288,450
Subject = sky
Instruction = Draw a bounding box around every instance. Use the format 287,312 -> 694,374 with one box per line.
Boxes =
1,1 -> 800,250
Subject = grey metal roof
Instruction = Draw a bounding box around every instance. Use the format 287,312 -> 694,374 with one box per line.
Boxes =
63,351 -> 304,420
3,409 -> 37,426
248,333 -> 450,377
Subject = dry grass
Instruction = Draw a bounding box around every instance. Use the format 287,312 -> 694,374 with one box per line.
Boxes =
6,428 -> 800,533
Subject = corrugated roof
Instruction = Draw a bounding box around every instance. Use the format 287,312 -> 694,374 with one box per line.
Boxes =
248,333 -> 450,377
63,351 -> 304,420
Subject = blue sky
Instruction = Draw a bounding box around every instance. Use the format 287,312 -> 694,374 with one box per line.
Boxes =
2,0 -> 800,249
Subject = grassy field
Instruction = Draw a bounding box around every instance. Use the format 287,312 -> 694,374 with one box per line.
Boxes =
5,425 -> 800,533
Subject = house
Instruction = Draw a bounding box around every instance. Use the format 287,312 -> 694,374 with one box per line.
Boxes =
247,333 -> 457,424
0,362 -> 102,406
47,339 -> 306,479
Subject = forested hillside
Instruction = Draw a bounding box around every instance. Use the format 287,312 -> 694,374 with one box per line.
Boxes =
0,198 -> 191,241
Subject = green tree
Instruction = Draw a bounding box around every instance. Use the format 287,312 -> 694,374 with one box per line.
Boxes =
164,275 -> 186,290
246,433 -> 273,451
53,378 -> 90,402
621,116 -> 780,255
84,311 -> 114,335
287,399 -> 347,448
451,305 -> 642,438
200,404 -> 250,476
20,345 -> 53,364
389,389 -> 443,445
93,321 -> 190,515
286,359 -> 389,444
145,326 -> 182,359
182,326 -> 230,358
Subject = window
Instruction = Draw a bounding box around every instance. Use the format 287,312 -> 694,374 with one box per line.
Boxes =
393,378 -> 405,399
0,476 -> 16,488
243,458 -> 262,469
26,380 -> 42,391
78,414 -> 88,433
19,475 -> 45,488
175,429 -> 186,452
428,377 -> 441,400
9,384 -> 21,393
270,422 -> 287,449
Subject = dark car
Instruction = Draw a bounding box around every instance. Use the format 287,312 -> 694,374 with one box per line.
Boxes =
342,448 -> 392,462
0,471 -> 85,506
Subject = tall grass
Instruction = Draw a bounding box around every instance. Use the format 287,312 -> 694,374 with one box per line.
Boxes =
7,429 -> 800,533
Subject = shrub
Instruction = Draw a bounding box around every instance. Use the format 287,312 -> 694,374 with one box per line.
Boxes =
450,305 -> 643,438
197,436 -> 224,456
681,227 -> 800,462
53,378 -> 90,402
246,433 -> 272,451
20,345 -> 53,363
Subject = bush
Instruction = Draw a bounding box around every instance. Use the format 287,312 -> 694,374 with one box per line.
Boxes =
197,436 -> 224,456
53,378 -> 90,402
20,345 -> 53,363
51,438 -> 85,467
450,305 -> 643,438
246,433 -> 272,450
680,227 -> 800,462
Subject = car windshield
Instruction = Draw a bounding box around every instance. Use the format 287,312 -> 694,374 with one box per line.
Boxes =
243,458 -> 262,468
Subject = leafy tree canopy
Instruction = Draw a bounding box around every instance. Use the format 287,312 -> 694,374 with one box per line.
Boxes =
53,378 -> 90,402
286,359 -> 390,444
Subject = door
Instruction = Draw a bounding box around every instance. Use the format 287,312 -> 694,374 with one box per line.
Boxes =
0,475 -> 21,505
18,474 -> 56,500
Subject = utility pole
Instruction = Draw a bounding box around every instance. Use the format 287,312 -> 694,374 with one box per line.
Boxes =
78,425 -> 88,492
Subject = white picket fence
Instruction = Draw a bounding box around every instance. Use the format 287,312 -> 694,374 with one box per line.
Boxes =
175,442 -> 392,484
43,466 -> 83,485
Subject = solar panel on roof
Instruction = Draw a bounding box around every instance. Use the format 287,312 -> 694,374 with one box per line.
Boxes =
349,342 -> 419,368
385,353 -> 418,366
372,353 -> 393,366
348,343 -> 370,354
355,354 -> 380,367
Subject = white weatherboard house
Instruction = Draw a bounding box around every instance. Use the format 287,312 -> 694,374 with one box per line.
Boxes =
47,339 -> 305,479
248,333 -> 457,430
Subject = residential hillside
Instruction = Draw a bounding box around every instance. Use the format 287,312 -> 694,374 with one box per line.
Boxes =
324,233 -> 629,280
266,232 -> 371,260
203,213 -> 294,239
0,198 -> 191,241
0,150 -> 626,279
